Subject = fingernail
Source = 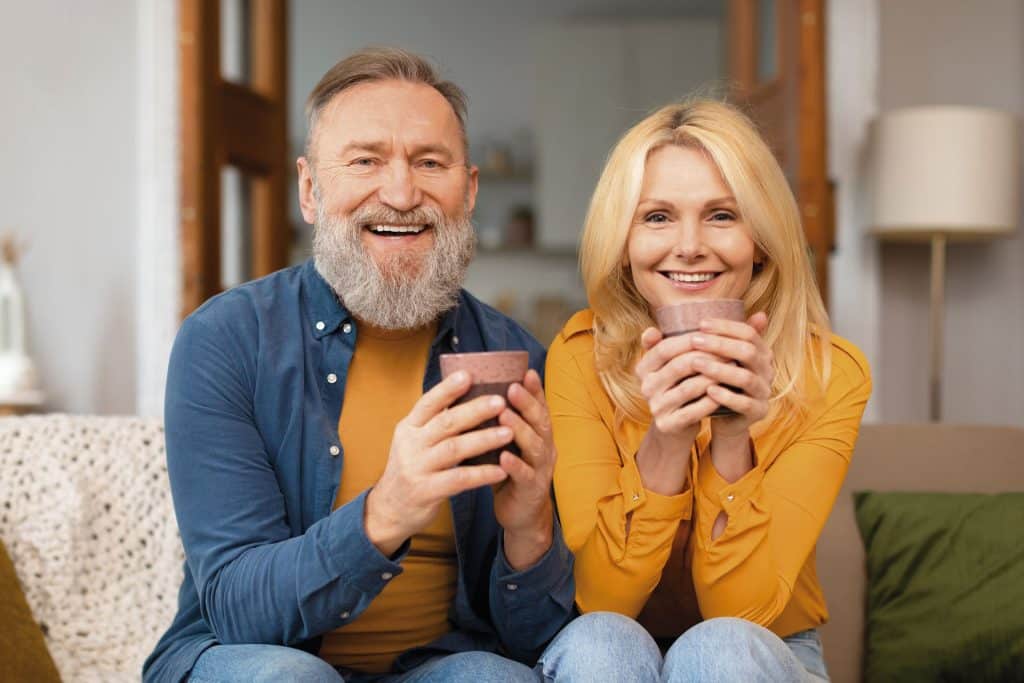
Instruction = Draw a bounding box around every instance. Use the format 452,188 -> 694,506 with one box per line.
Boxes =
691,335 -> 705,345
452,371 -> 468,383
490,396 -> 505,409
700,319 -> 712,330
693,358 -> 706,370
498,427 -> 513,439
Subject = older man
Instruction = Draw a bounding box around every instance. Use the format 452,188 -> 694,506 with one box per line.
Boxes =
144,47 -> 574,683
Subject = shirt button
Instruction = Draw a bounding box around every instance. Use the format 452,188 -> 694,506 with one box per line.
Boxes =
340,611 -> 350,619
327,373 -> 338,384
726,494 -> 735,502
329,445 -> 340,456
506,583 -> 518,591
452,335 -> 460,346
381,572 -> 393,581
632,492 -> 640,502
342,322 -> 352,334
315,321 -> 325,331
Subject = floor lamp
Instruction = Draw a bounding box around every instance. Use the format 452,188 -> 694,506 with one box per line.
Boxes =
872,106 -> 1020,422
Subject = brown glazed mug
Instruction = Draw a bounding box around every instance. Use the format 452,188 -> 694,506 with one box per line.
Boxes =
653,299 -> 746,418
439,350 -> 529,466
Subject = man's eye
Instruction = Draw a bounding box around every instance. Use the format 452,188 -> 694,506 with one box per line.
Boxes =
418,159 -> 442,169
351,158 -> 378,167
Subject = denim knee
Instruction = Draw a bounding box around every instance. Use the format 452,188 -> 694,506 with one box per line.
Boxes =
537,611 -> 662,682
662,617 -> 806,683
412,651 -> 537,683
189,644 -> 343,683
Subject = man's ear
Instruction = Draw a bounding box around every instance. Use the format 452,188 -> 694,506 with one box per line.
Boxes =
465,164 -> 479,214
297,156 -> 317,225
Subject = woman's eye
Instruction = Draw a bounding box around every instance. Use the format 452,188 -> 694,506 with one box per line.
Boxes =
645,212 -> 669,223
710,211 -> 735,222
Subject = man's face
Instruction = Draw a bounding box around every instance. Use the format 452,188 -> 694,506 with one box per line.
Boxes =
297,79 -> 479,329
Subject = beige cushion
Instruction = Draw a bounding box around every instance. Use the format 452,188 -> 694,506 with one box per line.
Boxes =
817,423 -> 1024,683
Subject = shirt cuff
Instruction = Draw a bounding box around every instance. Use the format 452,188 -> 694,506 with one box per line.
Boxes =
695,444 -> 765,545
493,514 -> 574,600
619,447 -> 694,521
322,488 -> 410,595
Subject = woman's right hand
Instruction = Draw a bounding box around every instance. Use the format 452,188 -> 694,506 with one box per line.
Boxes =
632,327 -> 721,495
635,326 -> 722,444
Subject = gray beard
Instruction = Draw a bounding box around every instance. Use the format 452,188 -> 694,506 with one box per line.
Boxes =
312,197 -> 476,330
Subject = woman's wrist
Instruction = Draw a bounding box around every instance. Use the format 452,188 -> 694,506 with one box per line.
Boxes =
709,428 -> 754,483
636,426 -> 696,496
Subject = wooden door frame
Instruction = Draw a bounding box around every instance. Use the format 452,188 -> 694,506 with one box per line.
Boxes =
178,0 -> 288,318
727,0 -> 833,305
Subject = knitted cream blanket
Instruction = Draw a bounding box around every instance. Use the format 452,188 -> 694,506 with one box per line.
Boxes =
0,415 -> 184,682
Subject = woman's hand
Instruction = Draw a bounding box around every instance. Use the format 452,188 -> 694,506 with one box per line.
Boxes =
689,312 -> 774,440
635,327 -> 722,443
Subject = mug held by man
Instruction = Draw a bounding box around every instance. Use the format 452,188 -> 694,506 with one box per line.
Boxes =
440,350 -> 529,465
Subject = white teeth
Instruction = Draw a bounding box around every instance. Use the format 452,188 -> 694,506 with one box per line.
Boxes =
369,224 -> 425,234
667,272 -> 716,283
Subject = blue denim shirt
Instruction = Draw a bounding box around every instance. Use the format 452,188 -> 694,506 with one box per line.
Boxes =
143,260 -> 576,683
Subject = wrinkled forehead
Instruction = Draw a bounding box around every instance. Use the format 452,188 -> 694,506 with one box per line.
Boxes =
312,80 -> 467,161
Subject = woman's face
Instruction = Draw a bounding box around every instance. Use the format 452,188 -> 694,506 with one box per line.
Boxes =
626,144 -> 757,311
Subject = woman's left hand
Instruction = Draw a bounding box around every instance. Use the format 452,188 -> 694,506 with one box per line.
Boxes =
689,311 -> 774,439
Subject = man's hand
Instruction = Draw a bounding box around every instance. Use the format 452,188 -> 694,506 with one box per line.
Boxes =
494,369 -> 556,571
365,371 -> 514,557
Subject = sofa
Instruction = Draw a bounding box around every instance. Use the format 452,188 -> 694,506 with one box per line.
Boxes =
2,415 -> 1022,681
817,423 -> 1024,683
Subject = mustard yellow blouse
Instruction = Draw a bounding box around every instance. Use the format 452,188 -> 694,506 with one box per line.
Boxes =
547,309 -> 871,638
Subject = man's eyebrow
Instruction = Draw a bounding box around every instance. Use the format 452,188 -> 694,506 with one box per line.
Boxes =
337,141 -> 388,156
335,141 -> 457,159
409,143 -> 456,158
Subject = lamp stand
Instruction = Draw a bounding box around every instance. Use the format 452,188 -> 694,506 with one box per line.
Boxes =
928,234 -> 946,422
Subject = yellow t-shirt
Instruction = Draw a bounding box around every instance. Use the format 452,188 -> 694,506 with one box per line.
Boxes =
318,320 -> 457,673
546,309 -> 871,639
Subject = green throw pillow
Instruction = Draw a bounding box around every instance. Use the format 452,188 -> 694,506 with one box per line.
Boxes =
854,491 -> 1024,683
0,539 -> 62,682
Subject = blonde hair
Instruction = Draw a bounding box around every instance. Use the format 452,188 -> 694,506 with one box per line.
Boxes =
580,98 -> 831,428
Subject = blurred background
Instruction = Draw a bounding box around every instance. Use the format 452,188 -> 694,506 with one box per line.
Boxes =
1,0 -> 1022,429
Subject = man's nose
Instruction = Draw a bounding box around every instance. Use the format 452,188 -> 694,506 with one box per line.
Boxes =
671,220 -> 706,260
377,161 -> 422,212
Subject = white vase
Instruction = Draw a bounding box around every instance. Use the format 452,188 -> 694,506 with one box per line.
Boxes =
0,257 -> 44,405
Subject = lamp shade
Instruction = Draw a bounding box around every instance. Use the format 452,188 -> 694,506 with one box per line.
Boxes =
872,106 -> 1020,240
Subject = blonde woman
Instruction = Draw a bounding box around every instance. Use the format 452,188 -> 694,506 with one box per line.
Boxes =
536,100 -> 871,682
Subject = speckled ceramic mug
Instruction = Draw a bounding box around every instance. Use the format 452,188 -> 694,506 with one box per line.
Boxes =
439,350 -> 529,466
654,299 -> 746,418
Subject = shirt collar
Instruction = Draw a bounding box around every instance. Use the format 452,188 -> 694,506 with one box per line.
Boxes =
302,258 -> 462,345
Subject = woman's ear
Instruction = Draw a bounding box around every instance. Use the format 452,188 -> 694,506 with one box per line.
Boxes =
753,249 -> 767,275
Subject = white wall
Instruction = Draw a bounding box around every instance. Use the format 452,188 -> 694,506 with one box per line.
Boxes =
289,0 -> 723,338
878,0 -> 1024,426
827,0 -> 881,421
0,0 -> 140,414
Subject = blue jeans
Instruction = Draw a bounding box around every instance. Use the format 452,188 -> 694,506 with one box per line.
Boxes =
189,645 -> 537,682
190,613 -> 829,682
535,612 -> 830,682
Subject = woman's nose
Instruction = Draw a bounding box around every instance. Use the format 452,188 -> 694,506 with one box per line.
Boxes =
671,221 -> 706,260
